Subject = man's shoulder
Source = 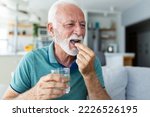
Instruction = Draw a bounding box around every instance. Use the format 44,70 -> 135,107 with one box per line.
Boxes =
32,46 -> 49,56
22,46 -> 49,63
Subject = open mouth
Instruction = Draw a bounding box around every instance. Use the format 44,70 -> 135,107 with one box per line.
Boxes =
69,39 -> 81,50
70,39 -> 81,45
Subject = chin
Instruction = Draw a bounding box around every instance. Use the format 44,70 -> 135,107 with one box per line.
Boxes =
65,49 -> 78,56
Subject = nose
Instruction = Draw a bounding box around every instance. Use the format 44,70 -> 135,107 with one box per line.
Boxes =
73,23 -> 85,36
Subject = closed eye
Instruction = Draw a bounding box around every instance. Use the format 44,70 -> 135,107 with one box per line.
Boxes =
80,24 -> 85,29
64,23 -> 75,28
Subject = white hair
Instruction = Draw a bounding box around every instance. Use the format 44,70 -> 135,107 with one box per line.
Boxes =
48,0 -> 80,24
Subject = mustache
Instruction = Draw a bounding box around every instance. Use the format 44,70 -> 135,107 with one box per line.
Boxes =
69,35 -> 83,41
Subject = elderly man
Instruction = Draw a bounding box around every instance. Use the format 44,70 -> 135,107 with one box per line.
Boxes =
3,0 -> 110,100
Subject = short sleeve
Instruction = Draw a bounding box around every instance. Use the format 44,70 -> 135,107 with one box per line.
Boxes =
94,56 -> 105,88
10,52 -> 34,93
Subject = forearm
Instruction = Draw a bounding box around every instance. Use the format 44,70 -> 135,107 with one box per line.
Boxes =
15,87 -> 37,100
3,87 -> 38,100
83,72 -> 111,100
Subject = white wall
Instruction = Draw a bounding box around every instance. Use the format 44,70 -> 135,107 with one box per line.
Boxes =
117,13 -> 125,53
122,0 -> 150,26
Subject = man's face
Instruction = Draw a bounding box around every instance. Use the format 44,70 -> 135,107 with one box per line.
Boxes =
52,4 -> 86,56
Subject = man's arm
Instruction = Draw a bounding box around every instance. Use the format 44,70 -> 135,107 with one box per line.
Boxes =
2,74 -> 69,100
83,71 -> 110,100
2,86 -> 37,100
75,43 -> 111,100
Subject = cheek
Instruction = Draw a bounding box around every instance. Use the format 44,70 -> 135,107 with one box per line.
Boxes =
82,29 -> 86,36
54,25 -> 75,40
54,29 -> 61,39
53,24 -> 63,38
62,31 -> 73,39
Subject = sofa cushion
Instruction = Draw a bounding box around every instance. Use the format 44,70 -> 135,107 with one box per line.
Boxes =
102,66 -> 128,100
126,67 -> 150,100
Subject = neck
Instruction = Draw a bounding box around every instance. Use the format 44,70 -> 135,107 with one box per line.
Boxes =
54,43 -> 75,67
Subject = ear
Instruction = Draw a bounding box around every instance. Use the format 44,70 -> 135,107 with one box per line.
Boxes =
47,23 -> 54,37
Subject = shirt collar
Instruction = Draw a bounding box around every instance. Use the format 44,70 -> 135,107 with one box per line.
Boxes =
70,60 -> 78,69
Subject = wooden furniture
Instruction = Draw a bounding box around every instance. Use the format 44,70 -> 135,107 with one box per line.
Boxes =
105,53 -> 135,67
123,56 -> 134,66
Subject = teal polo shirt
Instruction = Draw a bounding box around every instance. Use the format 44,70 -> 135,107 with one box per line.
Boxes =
10,42 -> 104,100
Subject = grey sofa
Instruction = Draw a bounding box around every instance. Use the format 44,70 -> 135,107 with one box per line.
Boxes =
102,66 -> 150,100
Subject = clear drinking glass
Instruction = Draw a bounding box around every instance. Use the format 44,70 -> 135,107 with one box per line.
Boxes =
51,68 -> 70,93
